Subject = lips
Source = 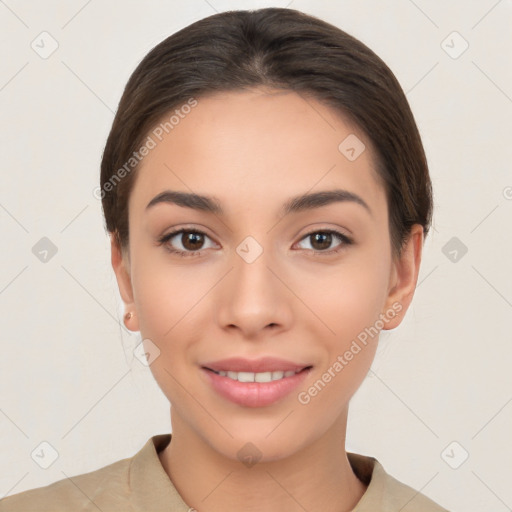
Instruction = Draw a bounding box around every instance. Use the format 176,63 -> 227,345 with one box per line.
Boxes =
200,357 -> 313,407
201,356 -> 311,374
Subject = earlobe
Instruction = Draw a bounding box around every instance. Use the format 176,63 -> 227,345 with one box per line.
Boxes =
381,224 -> 424,330
110,233 -> 139,331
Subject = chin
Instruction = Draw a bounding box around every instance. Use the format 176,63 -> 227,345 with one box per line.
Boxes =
202,423 -> 316,466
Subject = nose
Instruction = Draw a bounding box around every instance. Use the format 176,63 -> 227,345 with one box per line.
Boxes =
215,246 -> 293,340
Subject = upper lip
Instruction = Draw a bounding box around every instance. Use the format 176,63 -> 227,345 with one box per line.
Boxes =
202,357 -> 311,373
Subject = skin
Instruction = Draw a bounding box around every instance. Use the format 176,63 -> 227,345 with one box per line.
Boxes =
111,87 -> 423,512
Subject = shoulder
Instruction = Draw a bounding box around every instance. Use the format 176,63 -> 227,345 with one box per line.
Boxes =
0,452 -> 134,512
373,462 -> 450,512
348,452 -> 450,512
0,434 -> 181,512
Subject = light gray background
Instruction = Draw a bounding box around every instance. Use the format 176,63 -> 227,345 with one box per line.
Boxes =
1,1 -> 511,510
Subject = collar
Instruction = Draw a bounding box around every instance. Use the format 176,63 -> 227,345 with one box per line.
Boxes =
128,433 -> 384,511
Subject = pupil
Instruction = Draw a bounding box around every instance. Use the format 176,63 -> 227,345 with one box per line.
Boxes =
312,232 -> 331,250
183,232 -> 203,250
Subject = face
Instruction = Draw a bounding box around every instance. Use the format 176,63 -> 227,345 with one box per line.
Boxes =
112,87 -> 422,463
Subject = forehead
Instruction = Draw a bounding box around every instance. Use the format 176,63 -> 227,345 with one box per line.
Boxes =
130,88 -> 386,219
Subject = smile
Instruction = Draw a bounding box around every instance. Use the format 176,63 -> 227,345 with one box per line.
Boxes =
206,368 -> 303,383
201,363 -> 312,407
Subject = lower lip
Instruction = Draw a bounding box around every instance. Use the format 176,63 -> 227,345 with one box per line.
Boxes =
201,367 -> 311,407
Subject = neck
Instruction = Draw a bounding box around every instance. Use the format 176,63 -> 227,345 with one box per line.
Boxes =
158,408 -> 367,512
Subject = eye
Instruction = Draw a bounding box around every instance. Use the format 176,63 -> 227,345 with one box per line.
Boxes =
157,228 -> 217,258
157,227 -> 353,258
295,229 -> 353,255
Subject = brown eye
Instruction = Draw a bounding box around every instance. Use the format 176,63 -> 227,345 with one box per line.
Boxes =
157,229 -> 217,257
296,230 -> 353,254
181,232 -> 205,251
309,232 -> 333,251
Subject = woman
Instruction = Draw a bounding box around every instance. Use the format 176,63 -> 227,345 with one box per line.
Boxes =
0,7 -> 449,511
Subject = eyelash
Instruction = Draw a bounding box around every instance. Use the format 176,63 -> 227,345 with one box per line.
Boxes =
156,228 -> 353,258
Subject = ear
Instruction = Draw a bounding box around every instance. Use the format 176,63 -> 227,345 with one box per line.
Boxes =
110,233 -> 139,331
381,224 -> 424,330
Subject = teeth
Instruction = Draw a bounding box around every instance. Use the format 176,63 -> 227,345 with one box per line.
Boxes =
213,369 -> 300,382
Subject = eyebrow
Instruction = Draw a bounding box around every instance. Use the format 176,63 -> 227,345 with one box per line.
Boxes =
145,189 -> 372,217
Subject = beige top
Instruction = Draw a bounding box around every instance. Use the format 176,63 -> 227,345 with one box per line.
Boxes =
0,433 -> 449,511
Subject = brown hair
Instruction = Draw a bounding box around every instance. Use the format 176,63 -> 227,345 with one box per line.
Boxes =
100,7 -> 433,260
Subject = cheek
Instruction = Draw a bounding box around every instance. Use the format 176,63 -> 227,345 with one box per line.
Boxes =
134,274 -> 199,406
312,259 -> 389,341
299,277 -> 383,418
130,259 -> 207,388
303,256 -> 389,389
131,254 -> 203,339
